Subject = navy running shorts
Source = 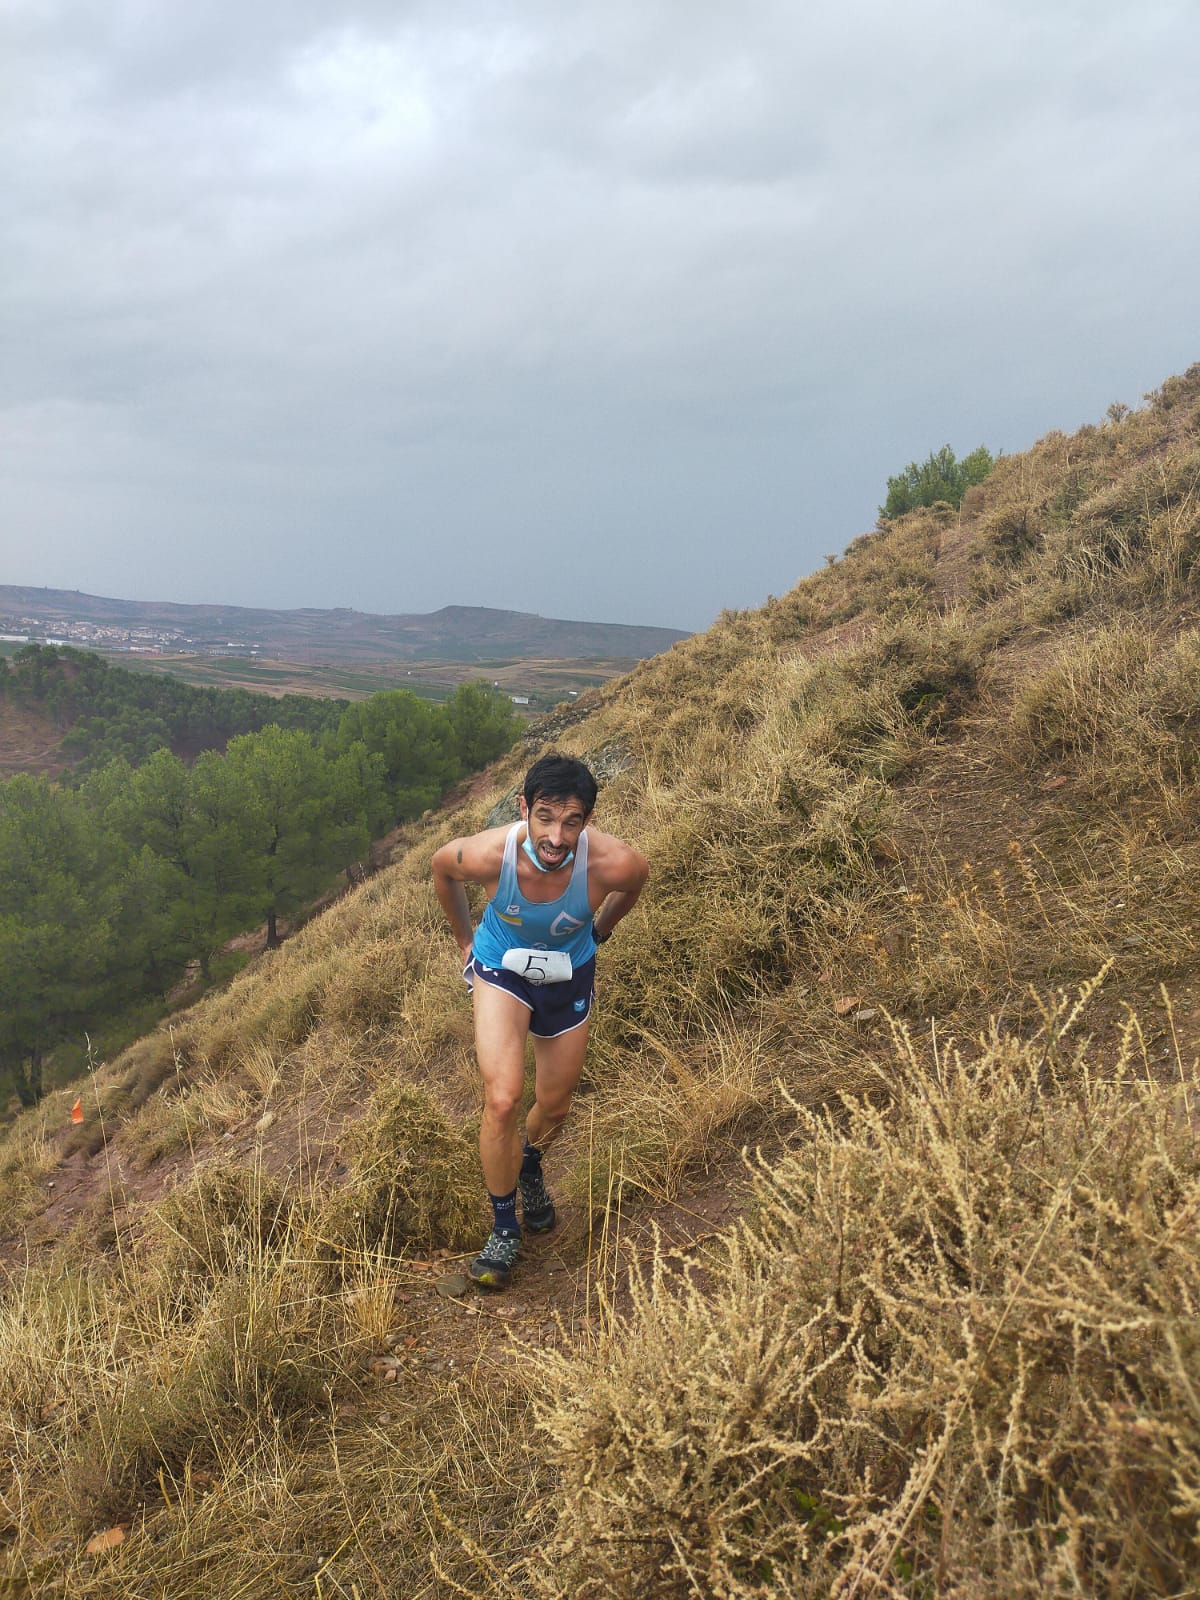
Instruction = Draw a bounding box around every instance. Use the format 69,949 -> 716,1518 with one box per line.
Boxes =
464,953 -> 596,1038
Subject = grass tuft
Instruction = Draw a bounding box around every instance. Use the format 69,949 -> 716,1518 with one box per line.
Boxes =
5,364 -> 1200,1596
317,1080 -> 481,1262
529,993 -> 1200,1598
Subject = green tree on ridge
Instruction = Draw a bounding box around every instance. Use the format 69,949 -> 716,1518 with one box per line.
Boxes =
880,443 -> 995,520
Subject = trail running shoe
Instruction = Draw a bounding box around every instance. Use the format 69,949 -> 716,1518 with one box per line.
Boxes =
468,1230 -> 521,1291
519,1168 -> 557,1234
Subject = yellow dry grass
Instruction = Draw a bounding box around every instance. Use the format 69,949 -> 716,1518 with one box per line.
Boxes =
3,362 -> 1200,1596
526,981 -> 1200,1599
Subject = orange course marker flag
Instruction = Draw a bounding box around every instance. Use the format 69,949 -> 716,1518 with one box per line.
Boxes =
71,1098 -> 84,1124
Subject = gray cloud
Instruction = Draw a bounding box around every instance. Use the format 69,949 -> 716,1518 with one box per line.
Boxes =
2,0 -> 1197,630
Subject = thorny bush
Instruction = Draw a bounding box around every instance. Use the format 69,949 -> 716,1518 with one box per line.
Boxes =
527,983 -> 1200,1599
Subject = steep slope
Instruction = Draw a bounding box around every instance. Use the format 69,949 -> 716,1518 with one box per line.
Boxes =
0,698 -> 71,778
2,365 -> 1199,1597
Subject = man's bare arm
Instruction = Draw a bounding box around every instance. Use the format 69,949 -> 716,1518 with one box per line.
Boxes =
593,842 -> 649,942
431,835 -> 494,959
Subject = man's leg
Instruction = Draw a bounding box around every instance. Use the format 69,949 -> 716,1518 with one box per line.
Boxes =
470,978 -> 532,1288
519,1019 -> 590,1233
526,1017 -> 590,1151
472,978 -> 532,1195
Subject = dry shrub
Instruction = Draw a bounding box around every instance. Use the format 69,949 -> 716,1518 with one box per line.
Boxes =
151,1157 -> 291,1282
64,1263 -> 331,1530
529,990 -> 1200,1599
0,1225 -> 333,1550
40,1170 -> 330,1534
705,655 -> 783,737
974,496 -> 1050,572
0,1236 -> 538,1599
339,1242 -> 412,1346
609,789 -> 834,1027
233,1037 -> 282,1099
757,611 -> 981,789
117,1031 -> 184,1112
815,513 -> 943,625
563,1022 -> 769,1213
122,1087 -> 208,1168
760,582 -> 825,646
320,931 -> 425,1031
200,949 -> 336,1071
600,649 -> 901,1030
124,1072 -> 258,1170
791,673 -> 917,778
1008,623 -> 1200,804
1010,624 -> 1148,761
0,1268 -> 104,1451
959,378 -> 1200,618
820,823 -> 1200,1030
844,610 -> 984,732
600,616 -> 775,786
46,1369 -> 545,1600
318,1080 -> 480,1259
748,683 -> 894,835
1148,624 -> 1200,737
0,1122 -> 58,1232
1053,444 -> 1200,599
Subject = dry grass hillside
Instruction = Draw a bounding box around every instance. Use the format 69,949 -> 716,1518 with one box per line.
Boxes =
3,365 -> 1200,1597
0,699 -> 71,779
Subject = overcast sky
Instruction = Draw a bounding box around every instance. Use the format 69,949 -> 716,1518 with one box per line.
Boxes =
2,0 -> 1197,632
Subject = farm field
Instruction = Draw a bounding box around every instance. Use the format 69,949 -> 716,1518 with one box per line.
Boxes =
110,649 -> 633,710
1,633 -> 630,727
5,369 -> 1200,1596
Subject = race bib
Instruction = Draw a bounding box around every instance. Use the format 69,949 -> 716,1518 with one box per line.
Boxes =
501,948 -> 573,985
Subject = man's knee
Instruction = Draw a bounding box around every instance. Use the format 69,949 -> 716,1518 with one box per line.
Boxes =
537,1088 -> 574,1125
482,1081 -> 523,1124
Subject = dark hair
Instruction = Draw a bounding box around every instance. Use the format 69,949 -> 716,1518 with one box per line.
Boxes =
523,752 -> 598,815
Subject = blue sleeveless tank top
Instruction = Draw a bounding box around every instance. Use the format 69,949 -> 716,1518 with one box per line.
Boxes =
473,823 -> 596,966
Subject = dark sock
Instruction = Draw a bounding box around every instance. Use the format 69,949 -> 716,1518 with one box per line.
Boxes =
520,1139 -> 543,1180
488,1187 -> 519,1237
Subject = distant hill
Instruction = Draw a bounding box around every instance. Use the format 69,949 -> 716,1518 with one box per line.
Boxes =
0,587 -> 690,663
13,372 -> 1200,1596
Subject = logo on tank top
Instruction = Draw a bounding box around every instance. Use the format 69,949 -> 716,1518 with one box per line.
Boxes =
550,911 -> 585,938
505,904 -> 520,915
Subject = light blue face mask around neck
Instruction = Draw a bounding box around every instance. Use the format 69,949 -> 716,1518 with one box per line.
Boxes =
522,830 -> 574,873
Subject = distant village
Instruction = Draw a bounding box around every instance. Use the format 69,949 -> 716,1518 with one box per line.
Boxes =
0,612 -> 261,657
0,610 -> 574,707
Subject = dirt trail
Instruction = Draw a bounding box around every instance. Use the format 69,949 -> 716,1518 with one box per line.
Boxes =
2,1052 -> 754,1392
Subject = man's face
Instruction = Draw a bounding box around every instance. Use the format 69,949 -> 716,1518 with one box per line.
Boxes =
520,792 -> 590,869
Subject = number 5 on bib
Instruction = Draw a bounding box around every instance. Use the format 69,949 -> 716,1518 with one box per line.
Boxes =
500,948 -> 573,985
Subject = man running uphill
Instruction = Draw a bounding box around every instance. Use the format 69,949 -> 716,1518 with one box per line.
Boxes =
431,754 -> 649,1290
